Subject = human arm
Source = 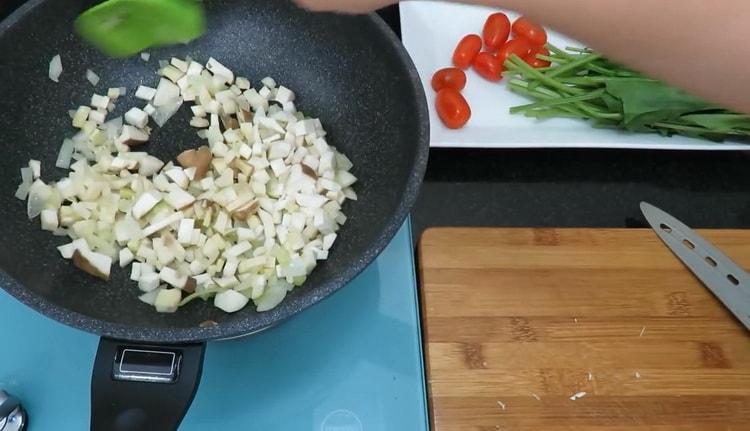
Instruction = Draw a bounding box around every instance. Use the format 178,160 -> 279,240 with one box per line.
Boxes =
295,0 -> 750,113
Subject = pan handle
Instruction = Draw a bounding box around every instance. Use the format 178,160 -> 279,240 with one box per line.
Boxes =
90,338 -> 206,431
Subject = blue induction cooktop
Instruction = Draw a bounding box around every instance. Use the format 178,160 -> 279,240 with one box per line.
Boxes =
0,221 -> 427,431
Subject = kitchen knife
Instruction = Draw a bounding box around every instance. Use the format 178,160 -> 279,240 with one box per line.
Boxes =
641,202 -> 750,330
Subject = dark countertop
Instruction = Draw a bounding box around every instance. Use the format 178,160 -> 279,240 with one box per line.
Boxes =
3,2 -> 748,241
414,149 -> 750,239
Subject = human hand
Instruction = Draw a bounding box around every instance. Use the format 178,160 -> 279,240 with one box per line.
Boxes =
293,0 -> 397,13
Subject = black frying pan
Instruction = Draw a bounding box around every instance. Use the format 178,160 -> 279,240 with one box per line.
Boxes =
0,0 -> 428,429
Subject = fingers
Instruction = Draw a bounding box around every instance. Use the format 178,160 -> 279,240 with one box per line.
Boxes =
294,0 -> 397,14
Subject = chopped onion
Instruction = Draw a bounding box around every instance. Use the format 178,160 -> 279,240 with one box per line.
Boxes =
20,167 -> 32,185
15,182 -> 30,200
140,52 -> 151,62
40,209 -> 58,231
88,110 -> 106,124
125,107 -> 149,128
72,106 -> 91,128
139,288 -> 160,306
57,238 -> 89,259
139,156 -> 164,176
138,273 -> 160,292
165,167 -> 189,189
165,187 -> 195,210
86,69 -> 100,86
49,54 -> 62,82
27,180 -> 51,219
274,86 -> 295,104
132,190 -> 162,219
160,65 -> 185,83
159,267 -> 187,289
235,77 -> 250,90
255,279 -> 289,312
119,248 -> 135,267
214,289 -> 249,313
177,218 -> 195,244
153,78 -> 180,107
206,57 -> 234,84
142,211 -> 183,236
154,288 -> 181,313
261,77 -> 277,89
28,160 -> 41,179
135,86 -> 157,101
91,94 -> 109,109
152,97 -> 183,127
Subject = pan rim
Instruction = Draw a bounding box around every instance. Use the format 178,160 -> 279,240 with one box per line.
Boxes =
0,0 -> 429,343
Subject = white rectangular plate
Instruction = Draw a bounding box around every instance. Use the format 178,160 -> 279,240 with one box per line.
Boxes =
400,1 -> 750,150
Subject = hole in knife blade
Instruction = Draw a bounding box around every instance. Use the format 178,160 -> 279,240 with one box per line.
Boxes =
682,239 -> 696,250
727,274 -> 740,286
705,256 -> 718,267
659,223 -> 672,233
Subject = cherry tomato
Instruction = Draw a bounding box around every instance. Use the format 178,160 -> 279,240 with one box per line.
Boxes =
482,12 -> 511,50
496,38 -> 532,64
512,16 -> 547,47
473,52 -> 504,82
524,46 -> 551,68
431,67 -> 467,92
452,34 -> 482,69
435,88 -> 471,129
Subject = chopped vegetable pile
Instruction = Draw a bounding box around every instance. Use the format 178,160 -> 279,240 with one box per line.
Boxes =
504,45 -> 750,141
17,55 -> 357,314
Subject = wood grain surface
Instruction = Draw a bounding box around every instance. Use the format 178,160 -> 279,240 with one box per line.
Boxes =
418,228 -> 750,431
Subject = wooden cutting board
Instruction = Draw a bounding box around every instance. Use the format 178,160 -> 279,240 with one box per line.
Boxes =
418,228 -> 750,431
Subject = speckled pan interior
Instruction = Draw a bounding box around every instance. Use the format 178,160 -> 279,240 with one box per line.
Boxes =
0,0 -> 428,342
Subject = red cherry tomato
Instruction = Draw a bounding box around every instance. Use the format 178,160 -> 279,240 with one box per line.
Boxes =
524,46 -> 551,68
482,12 -> 511,50
473,52 -> 504,82
452,34 -> 482,69
496,38 -> 532,64
435,88 -> 471,129
431,67 -> 467,92
512,16 -> 548,47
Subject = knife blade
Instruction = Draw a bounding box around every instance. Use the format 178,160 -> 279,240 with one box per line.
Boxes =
640,202 -> 750,330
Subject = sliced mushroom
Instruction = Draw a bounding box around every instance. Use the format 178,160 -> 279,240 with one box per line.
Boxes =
237,109 -> 252,123
183,277 -> 197,294
229,159 -> 254,176
72,249 -> 111,281
116,125 -> 149,147
231,200 -> 259,220
199,320 -> 218,328
301,163 -> 318,180
220,114 -> 239,130
176,146 -> 212,180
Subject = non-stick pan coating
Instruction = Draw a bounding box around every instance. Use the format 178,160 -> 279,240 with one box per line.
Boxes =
0,0 -> 428,342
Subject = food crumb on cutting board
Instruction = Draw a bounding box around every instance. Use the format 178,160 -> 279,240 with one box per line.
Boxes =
570,391 -> 587,401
